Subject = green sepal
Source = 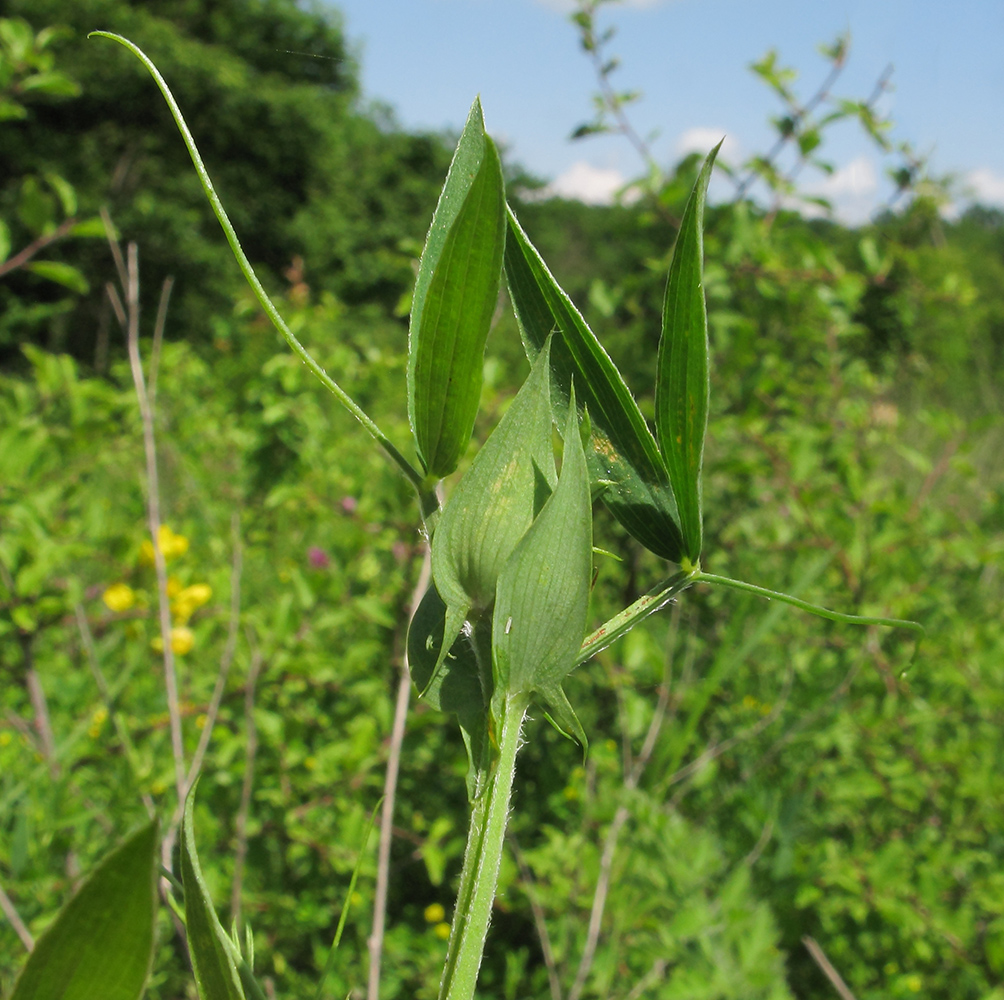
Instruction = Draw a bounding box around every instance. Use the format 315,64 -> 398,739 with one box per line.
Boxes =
491,387 -> 592,747
428,340 -> 557,693
504,205 -> 685,562
182,781 -> 248,1000
408,583 -> 493,801
538,684 -> 588,755
9,820 -> 159,1000
656,142 -> 720,562
408,97 -> 507,479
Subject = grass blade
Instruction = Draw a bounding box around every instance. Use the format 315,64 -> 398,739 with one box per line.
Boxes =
314,798 -> 382,1000
182,783 -> 247,1000
409,98 -> 506,479
655,142 -> 721,563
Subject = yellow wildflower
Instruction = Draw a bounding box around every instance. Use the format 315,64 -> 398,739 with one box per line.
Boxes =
434,922 -> 451,941
166,576 -> 183,598
424,903 -> 446,924
151,626 -> 195,655
171,583 -> 212,624
102,582 -> 136,613
88,707 -> 108,739
140,525 -> 190,565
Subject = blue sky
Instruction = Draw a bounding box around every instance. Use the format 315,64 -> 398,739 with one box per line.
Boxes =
323,0 -> 1004,222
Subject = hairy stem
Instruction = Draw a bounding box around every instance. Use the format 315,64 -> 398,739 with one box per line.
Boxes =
438,694 -> 528,1000
576,570 -> 693,667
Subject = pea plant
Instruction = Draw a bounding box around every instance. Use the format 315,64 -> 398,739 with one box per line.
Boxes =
6,32 -> 922,1000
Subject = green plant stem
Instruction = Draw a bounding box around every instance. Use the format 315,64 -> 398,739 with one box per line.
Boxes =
694,572 -> 925,637
438,694 -> 528,1000
576,569 -> 694,666
89,31 -> 426,496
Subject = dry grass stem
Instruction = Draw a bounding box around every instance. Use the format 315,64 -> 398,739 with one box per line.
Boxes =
803,936 -> 859,1000
367,544 -> 432,1000
510,837 -> 563,1000
0,882 -> 33,952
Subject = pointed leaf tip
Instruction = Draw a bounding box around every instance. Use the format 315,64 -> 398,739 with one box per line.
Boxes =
182,783 -> 248,1000
408,97 -> 506,479
656,142 -> 720,562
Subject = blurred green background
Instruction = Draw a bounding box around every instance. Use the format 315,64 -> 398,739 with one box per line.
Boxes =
1,2 -> 1002,998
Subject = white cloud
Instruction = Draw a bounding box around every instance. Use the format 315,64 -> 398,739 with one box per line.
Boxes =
801,155 -> 880,225
542,161 -> 630,205
674,127 -> 740,164
965,167 -> 1004,207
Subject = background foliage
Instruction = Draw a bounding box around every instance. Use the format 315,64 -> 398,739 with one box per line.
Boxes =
1,2 -> 1002,999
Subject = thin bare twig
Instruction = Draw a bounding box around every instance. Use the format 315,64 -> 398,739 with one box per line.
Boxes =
366,543 -> 432,1000
100,206 -> 128,290
3,711 -> 37,746
18,634 -> 58,779
105,281 -> 126,328
231,645 -> 264,924
803,936 -> 859,1000
509,838 -> 563,1000
622,958 -> 667,1000
0,882 -> 33,952
149,276 -> 174,406
734,47 -> 848,202
566,605 -> 680,1000
117,240 -> 187,812
581,20 -> 657,174
0,216 -> 77,279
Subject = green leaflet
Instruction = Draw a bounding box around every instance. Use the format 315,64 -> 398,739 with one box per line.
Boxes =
182,783 -> 248,1000
492,388 -> 592,749
408,583 -> 492,801
504,206 -> 686,563
26,260 -> 90,294
428,339 -> 557,695
10,820 -> 158,1000
408,97 -> 507,479
656,143 -> 721,563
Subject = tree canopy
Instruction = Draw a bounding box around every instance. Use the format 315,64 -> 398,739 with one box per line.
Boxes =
1,0 -> 451,360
